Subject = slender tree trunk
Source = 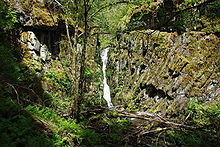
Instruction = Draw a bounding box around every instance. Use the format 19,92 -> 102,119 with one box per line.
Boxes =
66,19 -> 80,119
75,0 -> 88,122
65,19 -> 77,116
67,0 -> 80,120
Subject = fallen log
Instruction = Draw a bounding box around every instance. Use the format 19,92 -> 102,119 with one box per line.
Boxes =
116,110 -> 198,130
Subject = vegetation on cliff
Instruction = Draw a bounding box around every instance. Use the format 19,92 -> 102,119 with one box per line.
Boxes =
0,0 -> 219,146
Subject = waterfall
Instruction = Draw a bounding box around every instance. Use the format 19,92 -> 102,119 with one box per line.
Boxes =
101,47 -> 114,108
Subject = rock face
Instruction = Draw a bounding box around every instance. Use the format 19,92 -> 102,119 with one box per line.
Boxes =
108,30 -> 220,111
20,27 -> 63,60
7,0 -> 60,26
8,0 -> 64,63
6,0 -> 74,108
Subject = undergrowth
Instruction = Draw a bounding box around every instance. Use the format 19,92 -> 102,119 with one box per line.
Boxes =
163,98 -> 220,146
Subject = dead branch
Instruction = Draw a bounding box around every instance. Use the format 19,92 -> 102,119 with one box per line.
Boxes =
1,79 -> 44,106
6,82 -> 20,104
53,0 -> 63,7
13,83 -> 43,104
140,127 -> 171,136
116,110 -> 198,130
83,106 -> 213,133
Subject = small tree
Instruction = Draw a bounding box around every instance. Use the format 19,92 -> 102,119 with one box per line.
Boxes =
58,0 -> 140,121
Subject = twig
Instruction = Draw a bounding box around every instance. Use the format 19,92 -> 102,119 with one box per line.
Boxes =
13,84 -> 43,104
185,113 -> 191,121
141,127 -> 170,136
2,80 -> 44,106
53,0 -> 63,7
6,82 -> 20,104
156,131 -> 163,145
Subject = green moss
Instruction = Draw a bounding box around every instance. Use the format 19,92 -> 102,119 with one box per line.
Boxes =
148,99 -> 167,113
18,0 -> 59,26
141,98 -> 155,110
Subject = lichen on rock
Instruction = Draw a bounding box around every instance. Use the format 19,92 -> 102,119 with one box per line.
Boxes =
108,30 -> 219,113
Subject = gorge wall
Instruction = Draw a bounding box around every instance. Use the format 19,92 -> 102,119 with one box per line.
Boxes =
1,0 -> 220,146
6,0 -> 220,111
108,30 -> 220,113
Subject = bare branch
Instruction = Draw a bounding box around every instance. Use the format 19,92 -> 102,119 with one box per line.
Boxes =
53,0 -> 63,7
6,82 -> 20,104
116,110 -> 198,130
141,127 -> 171,135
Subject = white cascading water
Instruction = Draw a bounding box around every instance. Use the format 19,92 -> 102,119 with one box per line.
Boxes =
101,47 -> 114,108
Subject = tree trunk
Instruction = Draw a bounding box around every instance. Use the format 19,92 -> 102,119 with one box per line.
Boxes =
75,0 -> 88,122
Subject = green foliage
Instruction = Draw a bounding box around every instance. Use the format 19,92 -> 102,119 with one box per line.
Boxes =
160,98 -> 220,146
84,65 -> 102,81
0,44 -> 21,81
87,113 -> 133,146
0,8 -> 60,145
92,1 -> 130,33
0,91 -> 54,147
25,105 -> 109,146
139,98 -> 220,146
0,1 -> 18,30
25,105 -> 82,146
123,0 -> 220,33
0,116 -> 54,146
0,45 -> 55,145
1,1 -> 219,146
45,71 -> 72,92
101,116 -> 132,145
165,129 -> 217,147
172,0 -> 220,32
165,98 -> 220,146
80,64 -> 103,107
185,98 -> 220,126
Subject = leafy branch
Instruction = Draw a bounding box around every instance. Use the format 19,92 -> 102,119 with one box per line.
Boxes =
89,0 -> 138,20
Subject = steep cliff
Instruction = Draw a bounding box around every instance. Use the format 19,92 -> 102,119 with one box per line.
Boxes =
108,30 -> 219,113
107,0 -> 220,115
